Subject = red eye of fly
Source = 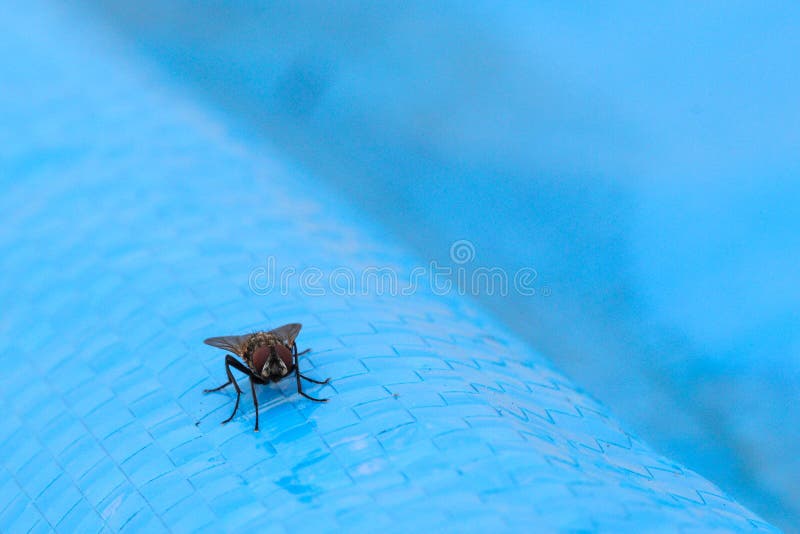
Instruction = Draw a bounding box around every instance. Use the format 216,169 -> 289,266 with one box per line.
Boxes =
253,346 -> 270,371
275,344 -> 293,371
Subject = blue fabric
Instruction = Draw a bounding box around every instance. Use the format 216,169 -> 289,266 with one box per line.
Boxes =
0,2 -> 781,532
79,2 -> 800,527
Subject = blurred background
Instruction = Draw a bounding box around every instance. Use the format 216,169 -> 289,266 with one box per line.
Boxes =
83,1 -> 799,528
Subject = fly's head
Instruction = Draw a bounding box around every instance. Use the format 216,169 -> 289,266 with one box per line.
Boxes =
252,338 -> 294,382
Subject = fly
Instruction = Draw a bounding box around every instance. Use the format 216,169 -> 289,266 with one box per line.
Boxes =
203,323 -> 329,431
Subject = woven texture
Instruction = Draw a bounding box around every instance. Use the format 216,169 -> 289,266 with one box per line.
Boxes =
0,3 -> 777,532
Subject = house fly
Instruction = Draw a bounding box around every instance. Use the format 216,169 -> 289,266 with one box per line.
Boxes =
203,323 -> 329,431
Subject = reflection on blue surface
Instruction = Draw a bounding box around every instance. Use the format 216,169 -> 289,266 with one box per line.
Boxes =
274,425 -> 328,504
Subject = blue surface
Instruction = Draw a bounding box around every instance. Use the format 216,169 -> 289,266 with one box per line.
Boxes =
81,2 -> 800,528
0,2 -> 783,532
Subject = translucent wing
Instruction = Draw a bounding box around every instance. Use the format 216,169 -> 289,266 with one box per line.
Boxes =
269,323 -> 302,346
204,334 -> 251,356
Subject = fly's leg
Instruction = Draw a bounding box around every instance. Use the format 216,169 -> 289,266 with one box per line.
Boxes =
293,345 -> 328,402
293,343 -> 311,357
295,343 -> 329,383
293,343 -> 330,384
220,356 -> 246,424
250,376 -> 260,432
203,367 -> 233,393
203,381 -> 231,393
295,368 -> 328,402
299,374 -> 330,385
206,354 -> 256,426
203,353 -> 240,394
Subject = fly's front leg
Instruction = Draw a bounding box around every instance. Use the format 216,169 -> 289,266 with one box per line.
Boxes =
293,346 -> 328,402
293,343 -> 330,386
203,371 -> 233,393
298,373 -> 330,385
203,381 -> 231,393
293,343 -> 310,357
203,354 -> 240,394
209,354 -> 256,425
220,356 -> 245,424
250,377 -> 260,432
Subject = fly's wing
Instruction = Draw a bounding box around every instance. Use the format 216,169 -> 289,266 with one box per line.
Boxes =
269,323 -> 302,347
204,334 -> 251,356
